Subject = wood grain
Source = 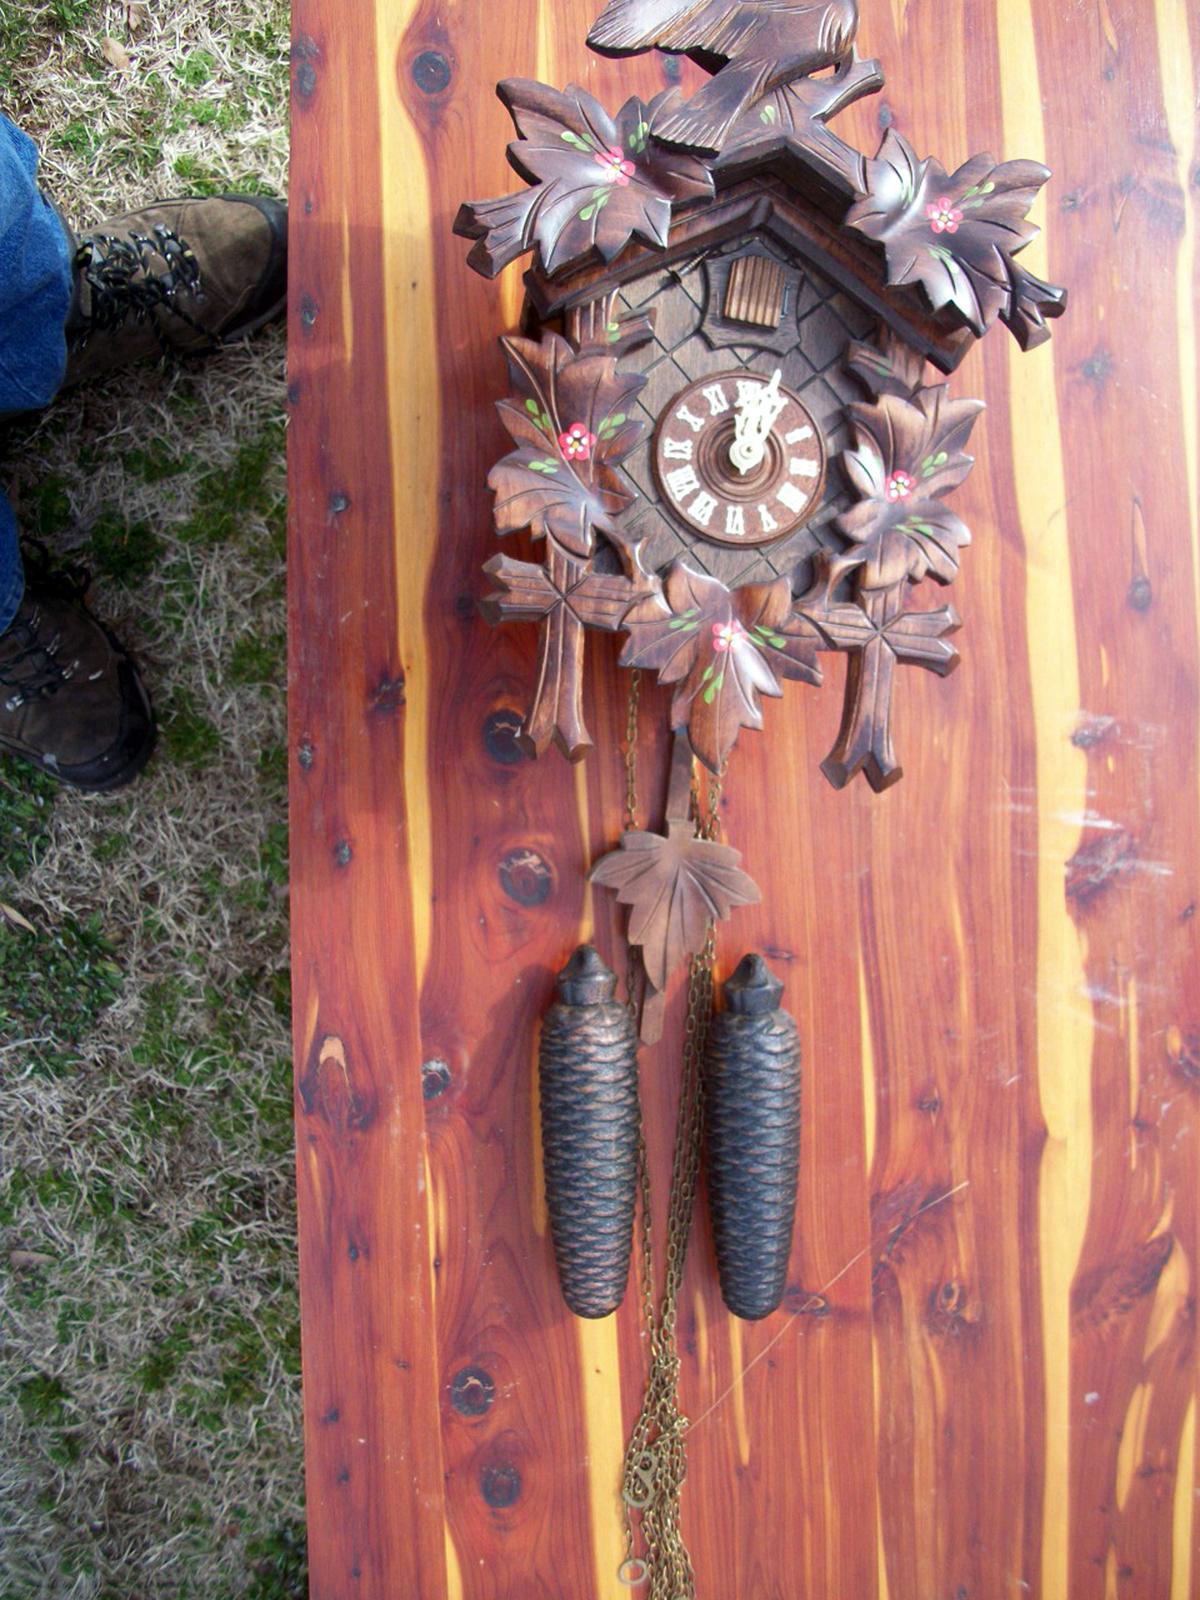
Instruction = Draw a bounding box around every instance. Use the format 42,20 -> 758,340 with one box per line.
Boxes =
288,2 -> 1200,1596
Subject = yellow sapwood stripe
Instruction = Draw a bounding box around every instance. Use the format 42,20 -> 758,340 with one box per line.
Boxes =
726,1314 -> 753,1468
995,7 -> 1091,1598
561,110 -> 626,1572
1115,1381 -> 1153,1513
536,0 -> 561,89
373,11 -> 451,1597
1154,7 -> 1196,1593
1171,1397 -> 1196,1600
1155,71 -> 1200,1585
375,1 -> 437,995
1155,0 -> 1199,636
557,0 -> 623,1574
575,1313 -> 628,1598
443,1524 -> 465,1600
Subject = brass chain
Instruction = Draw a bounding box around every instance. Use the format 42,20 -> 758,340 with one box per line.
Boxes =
618,729 -> 721,1598
622,671 -> 643,1016
623,668 -> 641,834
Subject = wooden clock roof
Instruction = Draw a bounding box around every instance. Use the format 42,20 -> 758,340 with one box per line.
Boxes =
455,36 -> 1066,371
521,170 -> 974,374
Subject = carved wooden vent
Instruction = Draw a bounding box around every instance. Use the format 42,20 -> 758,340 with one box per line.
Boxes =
723,254 -> 786,329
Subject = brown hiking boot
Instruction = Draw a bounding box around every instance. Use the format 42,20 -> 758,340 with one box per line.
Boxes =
0,558 -> 155,791
62,194 -> 287,387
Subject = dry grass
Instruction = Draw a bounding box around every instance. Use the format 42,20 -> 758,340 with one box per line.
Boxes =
0,3 -> 304,1596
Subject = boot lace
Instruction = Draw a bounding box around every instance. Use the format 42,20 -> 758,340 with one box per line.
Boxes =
72,223 -> 218,354
0,547 -> 92,712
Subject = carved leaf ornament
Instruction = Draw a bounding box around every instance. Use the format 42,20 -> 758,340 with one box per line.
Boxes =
589,819 -> 760,991
456,82 -> 714,278
490,332 -> 648,557
836,385 -> 984,589
845,130 -> 1062,342
620,565 -> 822,773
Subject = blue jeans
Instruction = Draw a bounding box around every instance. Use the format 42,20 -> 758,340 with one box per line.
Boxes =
0,114 -> 75,632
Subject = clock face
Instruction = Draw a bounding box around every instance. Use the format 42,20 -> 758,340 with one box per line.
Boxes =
652,371 -> 827,549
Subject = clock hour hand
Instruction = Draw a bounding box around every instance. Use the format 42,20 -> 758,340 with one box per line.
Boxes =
730,367 -> 787,475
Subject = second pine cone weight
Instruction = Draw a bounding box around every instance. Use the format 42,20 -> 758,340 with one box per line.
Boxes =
539,946 -> 640,1318
704,954 -> 801,1320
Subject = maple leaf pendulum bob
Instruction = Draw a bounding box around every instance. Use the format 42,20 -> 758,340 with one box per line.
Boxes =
704,954 -> 802,1320
538,946 -> 641,1318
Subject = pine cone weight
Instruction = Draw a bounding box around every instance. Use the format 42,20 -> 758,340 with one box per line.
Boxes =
539,946 -> 640,1318
704,954 -> 801,1320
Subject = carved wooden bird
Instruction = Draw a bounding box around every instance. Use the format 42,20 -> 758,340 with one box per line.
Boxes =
587,0 -> 859,151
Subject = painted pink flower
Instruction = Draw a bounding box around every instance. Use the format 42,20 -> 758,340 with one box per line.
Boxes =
558,422 -> 597,461
712,619 -> 746,653
926,195 -> 963,234
594,145 -> 635,186
885,470 -> 915,502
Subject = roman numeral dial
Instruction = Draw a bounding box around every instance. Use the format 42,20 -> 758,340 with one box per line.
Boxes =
652,371 -> 827,548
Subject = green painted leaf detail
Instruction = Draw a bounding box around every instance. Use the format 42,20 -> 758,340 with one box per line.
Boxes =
561,130 -> 592,151
540,410 -> 553,432
700,663 -> 715,684
703,672 -> 724,706
668,616 -> 699,631
525,398 -> 541,416
759,102 -> 778,124
579,205 -> 596,221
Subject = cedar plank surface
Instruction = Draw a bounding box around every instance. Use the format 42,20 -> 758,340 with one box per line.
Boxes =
287,3 -> 1200,1596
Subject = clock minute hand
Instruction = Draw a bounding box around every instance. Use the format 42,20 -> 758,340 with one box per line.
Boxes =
730,368 -> 787,476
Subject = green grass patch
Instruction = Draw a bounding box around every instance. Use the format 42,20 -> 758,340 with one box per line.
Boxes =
137,1320 -> 194,1393
244,1520 -> 308,1600
174,48 -> 217,88
88,509 -> 164,584
126,439 -> 194,484
180,421 -> 287,549
0,755 -> 57,880
1,3 -> 298,1589
27,473 -> 73,539
162,686 -> 221,769
0,915 -> 123,1065
229,630 -> 286,687
48,0 -> 93,25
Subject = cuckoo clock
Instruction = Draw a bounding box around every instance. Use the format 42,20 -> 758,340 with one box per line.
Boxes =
455,5 -> 1064,1593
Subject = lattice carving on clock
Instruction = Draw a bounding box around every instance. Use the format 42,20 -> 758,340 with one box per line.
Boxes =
605,238 -> 876,589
